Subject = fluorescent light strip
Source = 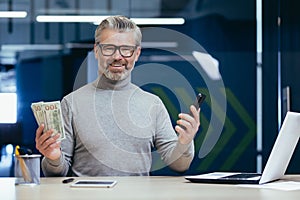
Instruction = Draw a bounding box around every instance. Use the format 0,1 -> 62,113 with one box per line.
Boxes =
1,44 -> 63,51
0,11 -> 27,18
36,15 -> 185,25
65,42 -> 178,49
36,15 -> 110,23
131,18 -> 185,25
141,42 -> 178,48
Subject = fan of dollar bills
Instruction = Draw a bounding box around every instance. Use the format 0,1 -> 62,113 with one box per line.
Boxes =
31,101 -> 65,141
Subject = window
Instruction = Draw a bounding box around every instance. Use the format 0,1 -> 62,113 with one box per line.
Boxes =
0,93 -> 17,123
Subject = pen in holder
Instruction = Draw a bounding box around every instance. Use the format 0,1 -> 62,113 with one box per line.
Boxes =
15,145 -> 32,182
14,146 -> 41,185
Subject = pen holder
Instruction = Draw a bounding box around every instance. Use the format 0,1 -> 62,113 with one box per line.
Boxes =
14,154 -> 41,185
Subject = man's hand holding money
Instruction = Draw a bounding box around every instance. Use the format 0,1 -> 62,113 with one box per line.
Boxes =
32,101 -> 65,161
35,124 -> 62,160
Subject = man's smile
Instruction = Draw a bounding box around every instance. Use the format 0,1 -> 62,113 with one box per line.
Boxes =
109,62 -> 127,71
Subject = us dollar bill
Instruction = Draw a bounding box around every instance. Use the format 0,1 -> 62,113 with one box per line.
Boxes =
31,101 -> 45,126
31,101 -> 65,141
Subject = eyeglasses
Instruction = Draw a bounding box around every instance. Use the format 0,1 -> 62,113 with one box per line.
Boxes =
97,43 -> 137,58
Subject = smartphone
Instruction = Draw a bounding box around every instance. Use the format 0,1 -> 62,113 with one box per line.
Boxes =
70,180 -> 117,188
191,93 -> 206,111
178,93 -> 206,130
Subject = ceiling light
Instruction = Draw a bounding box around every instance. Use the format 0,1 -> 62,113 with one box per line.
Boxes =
36,15 -> 185,25
131,18 -> 185,25
1,44 -> 63,51
0,11 -> 27,18
36,15 -> 110,23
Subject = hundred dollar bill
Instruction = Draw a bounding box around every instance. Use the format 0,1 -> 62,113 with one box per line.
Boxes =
31,102 -> 46,127
31,101 -> 65,141
42,101 -> 65,140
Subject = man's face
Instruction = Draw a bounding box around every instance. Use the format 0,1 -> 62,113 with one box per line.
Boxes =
94,29 -> 141,81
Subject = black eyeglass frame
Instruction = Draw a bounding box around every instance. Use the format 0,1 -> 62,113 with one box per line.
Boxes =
97,43 -> 138,58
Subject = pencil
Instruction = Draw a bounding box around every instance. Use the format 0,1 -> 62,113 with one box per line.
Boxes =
15,145 -> 32,183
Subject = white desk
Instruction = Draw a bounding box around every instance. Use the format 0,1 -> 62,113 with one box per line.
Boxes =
1,176 -> 300,200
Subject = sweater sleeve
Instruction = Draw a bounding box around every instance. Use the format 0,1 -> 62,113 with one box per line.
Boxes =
41,97 -> 74,177
153,98 -> 195,172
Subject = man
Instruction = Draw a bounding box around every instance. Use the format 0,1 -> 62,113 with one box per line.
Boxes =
35,15 -> 201,176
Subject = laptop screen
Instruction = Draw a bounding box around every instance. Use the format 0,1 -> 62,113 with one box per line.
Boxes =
185,111 -> 300,184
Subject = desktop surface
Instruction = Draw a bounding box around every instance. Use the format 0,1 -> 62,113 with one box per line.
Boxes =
1,175 -> 300,200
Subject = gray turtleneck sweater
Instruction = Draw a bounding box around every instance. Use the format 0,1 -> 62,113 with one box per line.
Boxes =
41,75 -> 194,176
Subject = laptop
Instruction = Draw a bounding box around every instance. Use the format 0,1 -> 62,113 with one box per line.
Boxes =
185,111 -> 300,184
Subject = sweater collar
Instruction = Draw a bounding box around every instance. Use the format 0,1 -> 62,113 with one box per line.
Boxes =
93,74 -> 132,90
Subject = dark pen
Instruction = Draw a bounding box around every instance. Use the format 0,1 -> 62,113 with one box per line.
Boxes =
62,178 -> 75,184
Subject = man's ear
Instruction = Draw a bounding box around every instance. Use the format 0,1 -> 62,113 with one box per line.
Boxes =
134,46 -> 141,62
94,44 -> 98,59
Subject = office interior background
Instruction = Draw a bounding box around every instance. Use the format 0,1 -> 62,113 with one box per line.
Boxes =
0,0 -> 299,176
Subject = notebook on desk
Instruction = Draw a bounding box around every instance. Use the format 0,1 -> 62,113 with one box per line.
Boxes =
185,111 -> 300,184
